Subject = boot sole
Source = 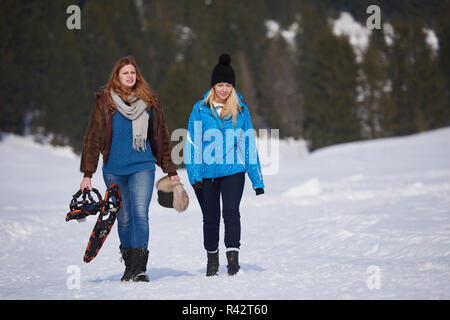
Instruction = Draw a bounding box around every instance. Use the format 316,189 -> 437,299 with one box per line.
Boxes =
133,272 -> 150,282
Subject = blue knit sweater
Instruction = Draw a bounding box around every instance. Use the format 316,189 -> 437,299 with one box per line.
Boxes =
102,110 -> 156,175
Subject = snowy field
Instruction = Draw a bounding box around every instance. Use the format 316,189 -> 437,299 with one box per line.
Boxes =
0,127 -> 449,300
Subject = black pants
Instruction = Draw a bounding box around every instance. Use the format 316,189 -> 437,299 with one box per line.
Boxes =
194,172 -> 245,252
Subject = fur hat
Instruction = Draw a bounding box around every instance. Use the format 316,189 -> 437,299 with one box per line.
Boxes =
156,176 -> 189,212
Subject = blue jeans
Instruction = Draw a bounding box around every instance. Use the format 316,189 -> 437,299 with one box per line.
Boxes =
103,169 -> 155,249
194,172 -> 245,252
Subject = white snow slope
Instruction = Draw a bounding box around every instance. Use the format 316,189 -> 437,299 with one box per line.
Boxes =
1,128 -> 449,300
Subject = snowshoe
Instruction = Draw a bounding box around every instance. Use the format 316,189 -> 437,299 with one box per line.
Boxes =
83,184 -> 122,263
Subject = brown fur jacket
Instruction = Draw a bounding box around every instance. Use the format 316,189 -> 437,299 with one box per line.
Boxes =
80,91 -> 178,178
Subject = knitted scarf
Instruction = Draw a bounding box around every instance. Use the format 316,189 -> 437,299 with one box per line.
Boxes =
110,90 -> 149,152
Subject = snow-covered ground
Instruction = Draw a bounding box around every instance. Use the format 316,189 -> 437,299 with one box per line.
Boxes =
1,127 -> 449,299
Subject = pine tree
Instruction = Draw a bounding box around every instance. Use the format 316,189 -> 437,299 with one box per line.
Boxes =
157,61 -> 202,168
79,0 -> 121,94
158,62 -> 201,133
0,0 -> 26,134
141,0 -> 178,89
261,36 -> 302,138
1,0 -> 58,135
387,18 -> 448,135
435,16 -> 450,127
302,27 -> 360,150
17,1 -> 90,151
233,2 -> 269,132
235,50 -> 266,131
298,5 -> 360,150
359,32 -> 396,138
42,23 -> 88,151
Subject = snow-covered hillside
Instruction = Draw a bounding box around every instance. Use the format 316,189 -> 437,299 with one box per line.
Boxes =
0,128 -> 449,299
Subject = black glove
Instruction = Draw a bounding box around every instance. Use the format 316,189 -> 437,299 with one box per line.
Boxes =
192,181 -> 203,190
255,188 -> 264,196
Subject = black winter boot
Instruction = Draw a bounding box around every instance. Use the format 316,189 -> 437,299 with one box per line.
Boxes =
206,251 -> 219,276
130,248 -> 150,282
119,246 -> 133,282
226,250 -> 240,276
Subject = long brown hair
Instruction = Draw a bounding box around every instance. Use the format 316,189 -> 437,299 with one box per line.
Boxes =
102,56 -> 157,111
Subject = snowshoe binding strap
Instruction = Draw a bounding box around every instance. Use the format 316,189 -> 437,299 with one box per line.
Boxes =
65,187 -> 103,222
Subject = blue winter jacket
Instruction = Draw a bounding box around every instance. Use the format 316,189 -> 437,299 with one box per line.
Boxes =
184,90 -> 264,190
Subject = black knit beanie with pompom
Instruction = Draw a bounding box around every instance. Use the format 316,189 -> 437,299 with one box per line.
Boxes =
210,53 -> 235,87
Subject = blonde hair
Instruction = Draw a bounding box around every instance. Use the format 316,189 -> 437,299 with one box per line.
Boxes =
203,87 -> 241,126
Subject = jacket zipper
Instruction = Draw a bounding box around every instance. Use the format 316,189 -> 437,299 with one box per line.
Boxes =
213,108 -> 225,129
202,105 -> 224,129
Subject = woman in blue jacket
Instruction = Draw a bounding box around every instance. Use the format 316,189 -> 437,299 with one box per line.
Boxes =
185,54 -> 265,276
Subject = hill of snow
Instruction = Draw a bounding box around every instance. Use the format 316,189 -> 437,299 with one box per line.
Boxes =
0,128 -> 449,299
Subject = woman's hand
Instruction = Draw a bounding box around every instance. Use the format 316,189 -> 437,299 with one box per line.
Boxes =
80,177 -> 93,191
170,174 -> 180,182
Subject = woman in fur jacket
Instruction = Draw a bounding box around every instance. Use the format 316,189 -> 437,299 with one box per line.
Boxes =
79,56 -> 179,282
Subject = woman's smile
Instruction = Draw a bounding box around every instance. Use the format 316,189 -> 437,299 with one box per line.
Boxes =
214,82 -> 233,102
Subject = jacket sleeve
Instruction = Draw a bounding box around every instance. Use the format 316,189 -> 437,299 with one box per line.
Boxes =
242,106 -> 265,189
184,104 -> 203,185
155,97 -> 179,176
80,96 -> 103,178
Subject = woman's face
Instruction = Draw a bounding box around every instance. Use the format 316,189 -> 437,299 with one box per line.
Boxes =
213,83 -> 233,103
118,64 -> 136,88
